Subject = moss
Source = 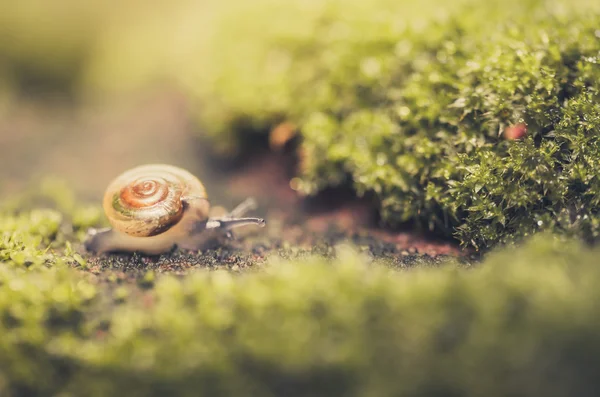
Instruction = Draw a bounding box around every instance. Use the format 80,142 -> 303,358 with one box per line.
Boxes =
1,187 -> 600,395
183,0 -> 600,249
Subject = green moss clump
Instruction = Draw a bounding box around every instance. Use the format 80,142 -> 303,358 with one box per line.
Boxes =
0,209 -> 78,269
2,192 -> 600,397
185,0 -> 600,249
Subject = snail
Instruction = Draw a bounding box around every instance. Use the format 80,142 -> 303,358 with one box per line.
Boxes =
84,164 -> 265,255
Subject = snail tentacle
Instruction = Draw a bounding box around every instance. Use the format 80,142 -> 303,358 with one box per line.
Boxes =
227,197 -> 258,218
205,197 -> 265,231
206,217 -> 266,230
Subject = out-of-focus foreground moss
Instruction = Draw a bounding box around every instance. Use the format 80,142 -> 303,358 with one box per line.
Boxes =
2,191 -> 600,396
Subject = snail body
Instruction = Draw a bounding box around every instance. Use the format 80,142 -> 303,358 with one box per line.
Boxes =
85,164 -> 265,255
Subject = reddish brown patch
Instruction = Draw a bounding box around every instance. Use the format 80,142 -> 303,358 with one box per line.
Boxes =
503,123 -> 527,140
367,229 -> 464,256
89,265 -> 101,274
227,150 -> 298,206
269,122 -> 297,151
304,199 -> 373,233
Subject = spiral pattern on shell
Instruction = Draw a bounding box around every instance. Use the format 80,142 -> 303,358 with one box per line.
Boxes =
103,164 -> 208,237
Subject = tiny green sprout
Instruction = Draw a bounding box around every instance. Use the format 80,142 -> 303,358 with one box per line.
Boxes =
73,253 -> 87,268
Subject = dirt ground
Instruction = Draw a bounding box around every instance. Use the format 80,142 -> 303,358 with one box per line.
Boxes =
0,89 -> 468,274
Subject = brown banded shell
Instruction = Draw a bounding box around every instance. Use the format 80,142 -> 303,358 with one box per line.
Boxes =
102,164 -> 208,237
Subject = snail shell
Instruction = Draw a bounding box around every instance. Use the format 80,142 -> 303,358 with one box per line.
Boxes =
103,164 -> 208,237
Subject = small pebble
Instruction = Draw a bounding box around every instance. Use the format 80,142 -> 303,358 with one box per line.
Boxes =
503,123 -> 527,140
